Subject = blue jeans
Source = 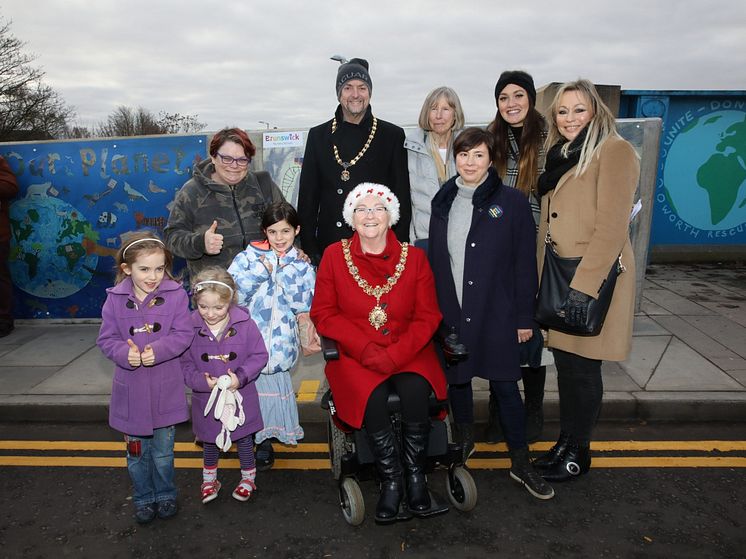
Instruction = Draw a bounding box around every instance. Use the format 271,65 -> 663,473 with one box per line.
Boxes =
126,426 -> 177,507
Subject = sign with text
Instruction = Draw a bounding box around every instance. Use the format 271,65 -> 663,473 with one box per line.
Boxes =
2,135 -> 207,318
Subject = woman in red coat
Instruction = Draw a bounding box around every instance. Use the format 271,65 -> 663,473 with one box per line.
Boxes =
311,182 -> 446,524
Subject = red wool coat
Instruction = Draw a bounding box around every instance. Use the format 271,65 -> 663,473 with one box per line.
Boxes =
311,230 -> 447,429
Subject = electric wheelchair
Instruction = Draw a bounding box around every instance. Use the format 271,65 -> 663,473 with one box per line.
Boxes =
319,336 -> 477,526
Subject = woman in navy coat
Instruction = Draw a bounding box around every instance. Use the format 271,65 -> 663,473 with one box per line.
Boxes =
428,127 -> 553,500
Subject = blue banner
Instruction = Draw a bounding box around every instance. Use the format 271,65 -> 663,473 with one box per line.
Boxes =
2,135 -> 207,318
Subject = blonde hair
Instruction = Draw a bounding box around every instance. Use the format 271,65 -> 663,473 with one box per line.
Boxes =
191,266 -> 237,306
417,87 -> 465,131
115,230 -> 174,284
545,79 -> 621,177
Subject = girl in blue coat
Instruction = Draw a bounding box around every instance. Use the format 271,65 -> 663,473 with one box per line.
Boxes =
97,231 -> 192,524
228,201 -> 315,470
181,267 -> 268,504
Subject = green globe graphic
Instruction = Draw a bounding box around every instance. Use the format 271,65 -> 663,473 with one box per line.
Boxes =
663,110 -> 746,230
9,191 -> 99,298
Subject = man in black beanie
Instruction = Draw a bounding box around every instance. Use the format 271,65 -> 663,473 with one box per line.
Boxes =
298,57 -> 410,265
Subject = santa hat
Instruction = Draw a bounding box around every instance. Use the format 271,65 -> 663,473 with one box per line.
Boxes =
342,182 -> 400,227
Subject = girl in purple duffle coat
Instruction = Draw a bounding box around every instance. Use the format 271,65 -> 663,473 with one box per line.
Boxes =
96,231 -> 193,525
181,266 -> 268,504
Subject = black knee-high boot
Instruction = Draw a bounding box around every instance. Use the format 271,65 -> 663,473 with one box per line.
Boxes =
367,427 -> 404,523
401,422 -> 431,513
522,366 -> 546,443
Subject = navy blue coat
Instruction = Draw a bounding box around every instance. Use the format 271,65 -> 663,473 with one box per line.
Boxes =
428,167 -> 537,384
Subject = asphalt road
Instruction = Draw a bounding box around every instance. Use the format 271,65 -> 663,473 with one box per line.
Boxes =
1,421 -> 745,559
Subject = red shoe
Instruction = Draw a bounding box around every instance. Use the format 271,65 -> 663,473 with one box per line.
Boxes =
201,480 -> 221,504
232,479 -> 256,502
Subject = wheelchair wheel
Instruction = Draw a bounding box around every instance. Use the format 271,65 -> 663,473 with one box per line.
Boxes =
327,416 -> 348,480
339,477 -> 365,526
446,466 -> 477,512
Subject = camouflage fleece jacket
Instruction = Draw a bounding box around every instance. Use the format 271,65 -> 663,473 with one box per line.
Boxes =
164,158 -> 284,280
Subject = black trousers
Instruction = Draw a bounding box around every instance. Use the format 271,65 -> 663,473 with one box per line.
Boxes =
363,373 -> 431,433
553,348 -> 603,446
449,380 -> 527,449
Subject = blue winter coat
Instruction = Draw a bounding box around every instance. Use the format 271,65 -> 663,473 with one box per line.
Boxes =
181,306 -> 267,442
428,167 -> 538,384
228,242 -> 315,374
97,278 -> 192,436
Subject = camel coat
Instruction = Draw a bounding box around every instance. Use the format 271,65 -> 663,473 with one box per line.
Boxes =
537,136 -> 640,361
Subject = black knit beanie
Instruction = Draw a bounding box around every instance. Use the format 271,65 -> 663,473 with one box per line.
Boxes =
494,70 -> 536,105
336,58 -> 372,98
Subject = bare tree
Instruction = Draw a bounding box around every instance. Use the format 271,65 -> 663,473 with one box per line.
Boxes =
95,105 -> 206,137
0,16 -> 75,141
156,111 -> 206,134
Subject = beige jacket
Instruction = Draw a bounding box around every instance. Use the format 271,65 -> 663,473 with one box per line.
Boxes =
537,136 -> 640,361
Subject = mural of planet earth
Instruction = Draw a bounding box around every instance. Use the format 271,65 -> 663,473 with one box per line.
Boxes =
663,109 -> 746,230
9,190 -> 98,298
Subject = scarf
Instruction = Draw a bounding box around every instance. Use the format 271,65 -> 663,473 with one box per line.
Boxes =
537,127 -> 588,197
426,131 -> 450,185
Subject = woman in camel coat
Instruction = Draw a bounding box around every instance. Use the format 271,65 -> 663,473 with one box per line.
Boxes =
534,79 -> 639,482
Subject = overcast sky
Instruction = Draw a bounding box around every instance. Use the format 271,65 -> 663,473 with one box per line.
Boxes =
3,0 -> 745,133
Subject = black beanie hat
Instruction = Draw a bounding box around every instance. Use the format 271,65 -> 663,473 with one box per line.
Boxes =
494,70 -> 536,106
336,58 -> 372,98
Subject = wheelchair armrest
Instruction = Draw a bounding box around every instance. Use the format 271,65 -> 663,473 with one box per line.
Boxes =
320,336 -> 339,361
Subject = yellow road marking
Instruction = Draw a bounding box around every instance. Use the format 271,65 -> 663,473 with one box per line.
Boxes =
3,439 -> 746,454
0,456 -> 331,469
468,457 -> 746,469
1,456 -> 744,469
0,441 -> 329,453
296,380 -> 320,402
476,440 -> 746,452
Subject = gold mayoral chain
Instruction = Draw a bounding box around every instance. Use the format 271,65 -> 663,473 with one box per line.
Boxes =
341,238 -> 408,331
332,116 -> 378,181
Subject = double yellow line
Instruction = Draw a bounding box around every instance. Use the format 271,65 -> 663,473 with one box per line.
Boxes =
1,440 -> 744,469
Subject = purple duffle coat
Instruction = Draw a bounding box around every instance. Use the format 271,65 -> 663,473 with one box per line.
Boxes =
97,277 -> 192,436
181,306 -> 267,443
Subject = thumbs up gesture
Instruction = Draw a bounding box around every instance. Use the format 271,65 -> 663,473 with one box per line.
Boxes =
127,339 -> 141,367
204,220 -> 224,255
141,344 -> 156,367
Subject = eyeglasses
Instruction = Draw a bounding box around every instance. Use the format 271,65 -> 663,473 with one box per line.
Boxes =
216,153 -> 250,167
353,206 -> 387,216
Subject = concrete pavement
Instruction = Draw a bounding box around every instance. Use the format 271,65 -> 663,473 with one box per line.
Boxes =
1,263 -> 744,423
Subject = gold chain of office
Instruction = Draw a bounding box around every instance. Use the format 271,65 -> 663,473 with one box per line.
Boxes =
341,238 -> 408,330
331,116 -> 378,181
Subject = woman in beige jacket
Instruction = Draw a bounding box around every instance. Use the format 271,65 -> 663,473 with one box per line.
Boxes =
533,79 -> 639,482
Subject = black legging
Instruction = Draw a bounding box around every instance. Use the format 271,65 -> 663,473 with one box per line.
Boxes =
553,348 -> 603,446
363,373 -> 431,432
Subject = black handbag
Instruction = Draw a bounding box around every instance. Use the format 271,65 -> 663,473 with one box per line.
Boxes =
535,231 -> 625,336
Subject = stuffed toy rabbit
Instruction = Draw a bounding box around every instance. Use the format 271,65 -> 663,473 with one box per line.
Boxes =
204,373 -> 245,452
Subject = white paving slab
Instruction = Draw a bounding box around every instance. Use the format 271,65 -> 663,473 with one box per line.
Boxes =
681,315 -> 746,360
30,347 -> 112,395
726,370 -> 746,388
600,361 -> 642,391
632,315 -> 670,336
699,300 -> 746,329
651,315 -> 745,369
620,335 -> 671,388
1,325 -> 97,367
643,287 -> 716,316
640,297 -> 672,316
646,337 -> 744,391
0,367 -> 61,394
